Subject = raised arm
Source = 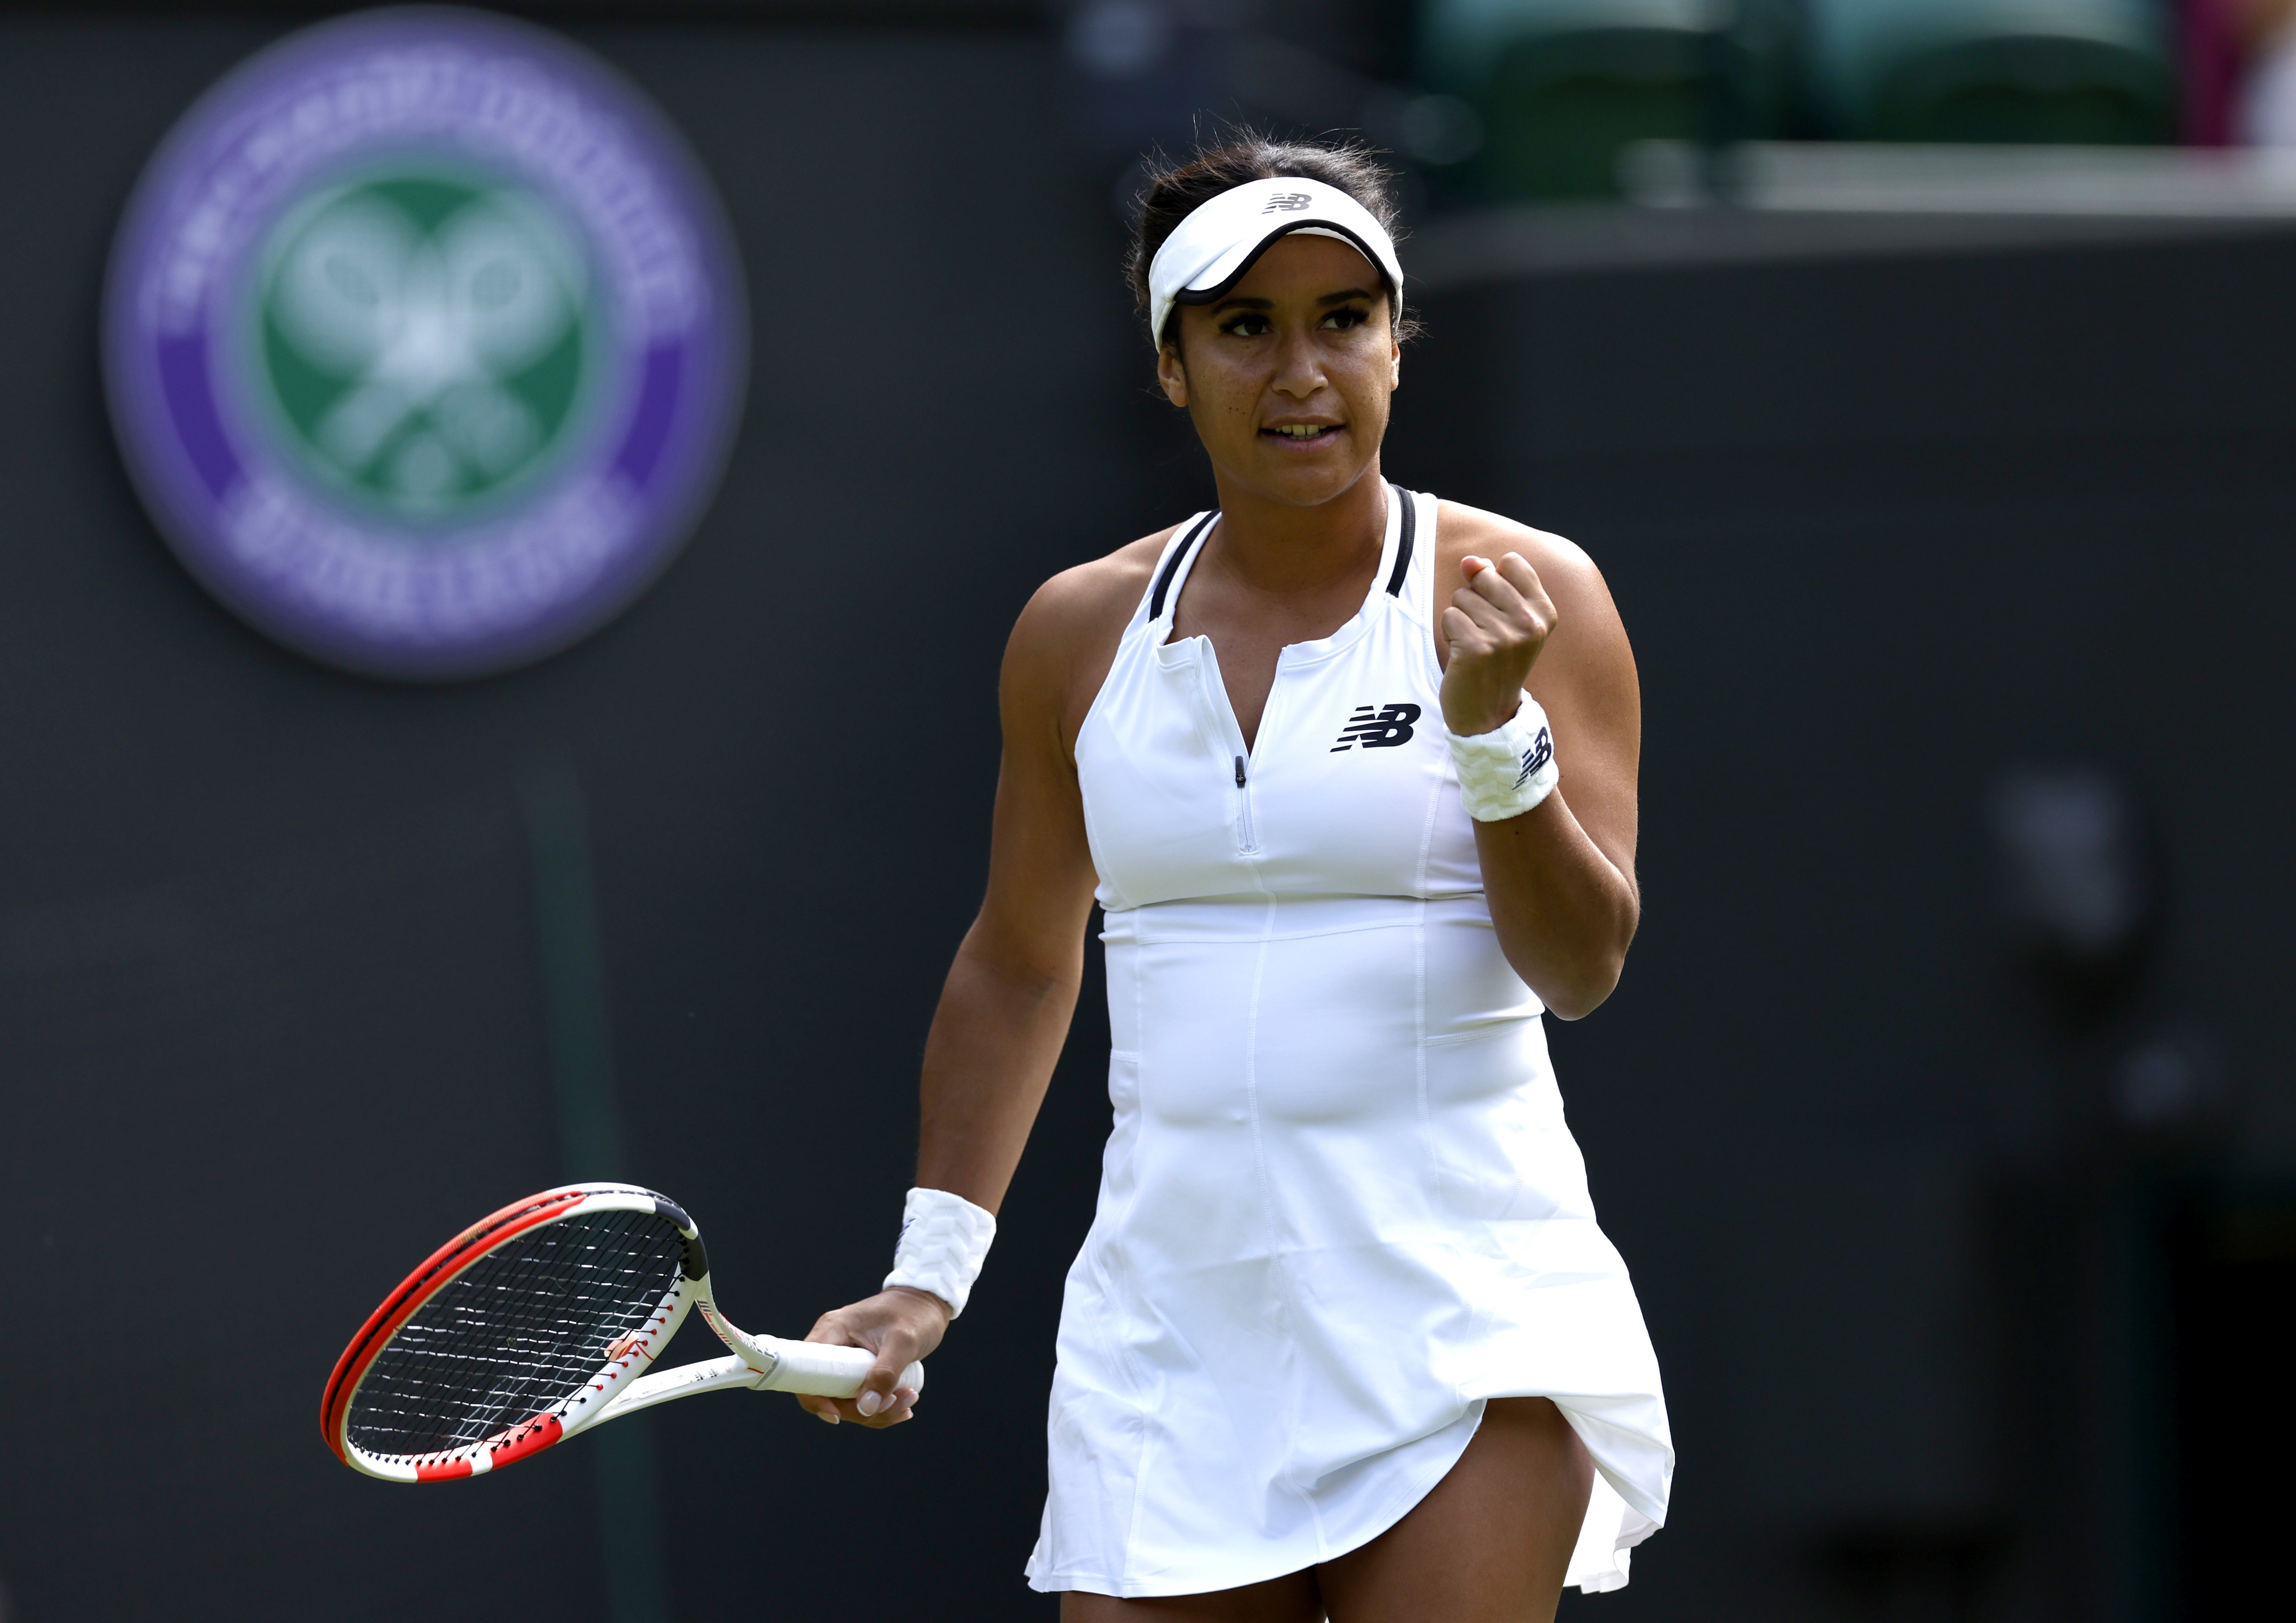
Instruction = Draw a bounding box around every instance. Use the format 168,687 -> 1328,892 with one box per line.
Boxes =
792,552 -> 1143,1427
1434,502 -> 1642,1021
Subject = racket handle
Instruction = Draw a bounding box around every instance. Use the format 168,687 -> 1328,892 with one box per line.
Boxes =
697,1299 -> 927,1399
747,1335 -> 925,1399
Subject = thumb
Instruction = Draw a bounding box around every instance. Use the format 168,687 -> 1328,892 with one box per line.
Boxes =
1461,554 -> 1491,581
853,1339 -> 916,1418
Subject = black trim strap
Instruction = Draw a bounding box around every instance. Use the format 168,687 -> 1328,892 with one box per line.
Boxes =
1385,487 -> 1416,597
1150,509 -> 1218,620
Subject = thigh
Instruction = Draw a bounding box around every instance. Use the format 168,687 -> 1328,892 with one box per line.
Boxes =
1318,1397 -> 1594,1623
1060,1572 -> 1324,1623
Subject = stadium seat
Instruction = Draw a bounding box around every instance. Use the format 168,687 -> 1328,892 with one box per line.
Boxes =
1806,0 -> 2176,144
1420,0 -> 1791,200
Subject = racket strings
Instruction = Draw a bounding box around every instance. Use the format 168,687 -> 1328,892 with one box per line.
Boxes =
346,1207 -> 684,1458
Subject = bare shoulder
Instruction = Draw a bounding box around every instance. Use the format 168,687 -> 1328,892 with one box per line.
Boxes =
1004,523 -> 1187,746
1006,525 -> 1171,670
1433,499 -> 1613,617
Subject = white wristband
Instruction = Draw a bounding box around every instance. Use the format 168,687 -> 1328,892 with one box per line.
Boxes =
1447,696 -> 1559,822
883,1187 -> 996,1319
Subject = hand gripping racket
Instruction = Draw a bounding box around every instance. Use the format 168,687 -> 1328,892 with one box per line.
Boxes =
321,1183 -> 919,1482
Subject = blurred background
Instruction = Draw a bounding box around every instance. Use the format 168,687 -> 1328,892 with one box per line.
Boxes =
1,0 -> 2292,1618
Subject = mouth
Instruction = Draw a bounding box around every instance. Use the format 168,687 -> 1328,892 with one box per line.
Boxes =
1261,423 -> 1344,446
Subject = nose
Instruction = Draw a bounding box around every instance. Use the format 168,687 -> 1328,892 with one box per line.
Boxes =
1270,323 -> 1326,401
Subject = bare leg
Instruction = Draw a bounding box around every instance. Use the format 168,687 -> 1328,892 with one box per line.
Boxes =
1061,1572 -> 1323,1623
1319,1397 -> 1594,1623
1060,1399 -> 1592,1623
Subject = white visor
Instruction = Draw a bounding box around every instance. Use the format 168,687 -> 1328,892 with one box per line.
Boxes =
1146,176 -> 1403,350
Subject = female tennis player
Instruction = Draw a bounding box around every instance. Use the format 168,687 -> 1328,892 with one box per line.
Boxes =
799,135 -> 1672,1619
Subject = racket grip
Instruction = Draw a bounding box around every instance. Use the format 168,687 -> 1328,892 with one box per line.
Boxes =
749,1335 -> 926,1399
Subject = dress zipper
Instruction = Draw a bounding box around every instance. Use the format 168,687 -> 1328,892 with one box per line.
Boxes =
1233,754 -> 1257,854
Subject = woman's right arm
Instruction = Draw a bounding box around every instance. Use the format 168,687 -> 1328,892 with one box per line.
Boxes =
792,558 -> 1135,1426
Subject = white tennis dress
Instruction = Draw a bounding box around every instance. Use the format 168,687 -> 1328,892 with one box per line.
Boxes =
1025,486 -> 1673,1599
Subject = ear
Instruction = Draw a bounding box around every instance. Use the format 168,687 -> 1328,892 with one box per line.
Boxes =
1157,344 -> 1189,409
1389,337 -> 1402,392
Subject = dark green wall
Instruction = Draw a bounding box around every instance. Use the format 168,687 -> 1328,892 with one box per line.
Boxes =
3,9 -> 2294,1622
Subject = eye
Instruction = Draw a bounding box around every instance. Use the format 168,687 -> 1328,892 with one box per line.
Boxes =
1220,312 -> 1271,338
1321,306 -> 1371,331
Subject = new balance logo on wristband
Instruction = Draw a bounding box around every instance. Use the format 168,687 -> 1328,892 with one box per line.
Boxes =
1332,703 -> 1421,751
1262,192 -> 1312,213
1514,726 -> 1553,789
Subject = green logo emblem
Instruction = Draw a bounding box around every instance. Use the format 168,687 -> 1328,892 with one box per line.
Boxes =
107,9 -> 746,679
256,174 -> 598,519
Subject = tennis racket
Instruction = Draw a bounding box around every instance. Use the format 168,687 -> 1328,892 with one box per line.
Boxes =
321,1182 -> 920,1482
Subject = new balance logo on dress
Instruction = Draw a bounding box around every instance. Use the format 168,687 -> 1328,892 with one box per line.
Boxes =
1515,726 -> 1553,788
1331,703 -> 1420,751
1262,192 -> 1312,213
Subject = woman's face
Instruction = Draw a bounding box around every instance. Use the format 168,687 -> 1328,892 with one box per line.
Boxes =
1159,232 -> 1400,511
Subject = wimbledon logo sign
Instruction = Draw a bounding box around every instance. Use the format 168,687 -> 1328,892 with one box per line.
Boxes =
104,8 -> 747,679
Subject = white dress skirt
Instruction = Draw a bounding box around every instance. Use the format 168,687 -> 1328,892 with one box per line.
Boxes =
1025,487 -> 1672,1598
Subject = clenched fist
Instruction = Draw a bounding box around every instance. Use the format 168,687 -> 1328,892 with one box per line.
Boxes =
1440,552 -> 1557,737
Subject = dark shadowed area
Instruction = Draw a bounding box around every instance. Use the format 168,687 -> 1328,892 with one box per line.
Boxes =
0,6 -> 2291,1621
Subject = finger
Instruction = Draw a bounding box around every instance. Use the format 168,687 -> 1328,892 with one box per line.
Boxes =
1449,588 -> 1512,635
1441,604 -> 1490,652
1466,557 -> 1531,617
1493,551 -> 1544,597
859,1389 -> 919,1428
804,1316 -> 887,1404
825,1390 -> 910,1429
1460,553 -> 1492,581
857,1333 -> 919,1411
795,1394 -> 840,1425
1496,554 -> 1557,624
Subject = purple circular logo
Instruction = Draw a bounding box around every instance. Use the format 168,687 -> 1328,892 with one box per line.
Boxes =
104,7 -> 746,679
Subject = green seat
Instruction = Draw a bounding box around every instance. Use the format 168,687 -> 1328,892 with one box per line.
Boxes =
1421,0 -> 1789,201
1807,0 -> 2175,144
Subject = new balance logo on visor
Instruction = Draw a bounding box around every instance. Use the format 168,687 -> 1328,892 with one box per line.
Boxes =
1332,703 -> 1421,751
1262,192 -> 1313,213
1515,726 -> 1554,788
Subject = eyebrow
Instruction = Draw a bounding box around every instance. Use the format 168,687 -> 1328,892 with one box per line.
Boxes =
1208,288 -> 1381,315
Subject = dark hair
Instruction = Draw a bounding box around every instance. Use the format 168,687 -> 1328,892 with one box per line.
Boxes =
1127,132 -> 1417,351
